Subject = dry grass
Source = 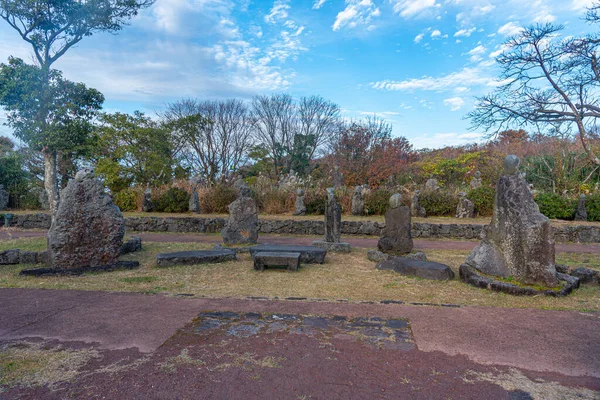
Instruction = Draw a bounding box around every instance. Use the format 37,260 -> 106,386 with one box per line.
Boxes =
0,342 -> 99,391
0,238 -> 598,312
6,209 -> 600,227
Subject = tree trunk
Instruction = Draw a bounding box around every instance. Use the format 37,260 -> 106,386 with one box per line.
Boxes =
44,149 -> 59,212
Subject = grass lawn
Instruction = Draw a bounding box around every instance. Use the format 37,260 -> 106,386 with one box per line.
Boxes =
0,237 -> 598,312
7,209 -> 600,227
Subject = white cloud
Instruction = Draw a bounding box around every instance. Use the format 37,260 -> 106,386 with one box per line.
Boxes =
456,3 -> 494,25
431,29 -> 441,38
498,21 -> 522,36
443,97 -> 465,111
265,0 -> 290,24
333,0 -> 380,32
454,27 -> 476,37
467,44 -> 486,62
414,33 -> 425,43
392,0 -> 438,18
572,0 -> 595,10
313,0 -> 328,9
370,67 -> 493,92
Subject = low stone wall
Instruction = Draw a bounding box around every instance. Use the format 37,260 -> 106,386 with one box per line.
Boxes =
5,213 -> 600,244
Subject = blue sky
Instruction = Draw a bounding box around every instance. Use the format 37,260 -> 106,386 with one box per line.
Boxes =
0,0 -> 597,148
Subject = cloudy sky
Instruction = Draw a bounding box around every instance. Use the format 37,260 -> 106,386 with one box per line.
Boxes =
0,0 -> 597,148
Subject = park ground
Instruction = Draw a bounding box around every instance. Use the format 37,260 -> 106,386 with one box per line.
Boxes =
0,227 -> 599,399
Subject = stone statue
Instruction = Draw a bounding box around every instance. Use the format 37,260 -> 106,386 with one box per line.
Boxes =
294,188 -> 306,216
411,190 -> 426,218
377,193 -> 413,255
221,185 -> 259,244
351,186 -> 364,216
455,192 -> 475,219
575,194 -> 588,221
470,171 -> 482,190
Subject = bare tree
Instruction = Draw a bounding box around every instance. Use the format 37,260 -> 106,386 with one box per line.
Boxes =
468,13 -> 600,166
250,94 -> 297,176
297,95 -> 340,159
162,99 -> 253,184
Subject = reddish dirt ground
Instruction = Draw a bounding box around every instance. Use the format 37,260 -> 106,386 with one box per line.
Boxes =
0,289 -> 599,399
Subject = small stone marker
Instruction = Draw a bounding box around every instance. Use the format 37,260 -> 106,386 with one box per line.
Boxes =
460,155 -> 562,289
156,249 -> 236,267
46,168 -> 131,272
378,193 -> 413,255
312,188 -> 351,252
294,188 -> 307,216
455,192 -> 475,218
253,251 -> 301,271
221,185 -> 259,244
575,194 -> 588,221
411,190 -> 426,218
470,171 -> 482,190
351,186 -> 364,216
0,184 -> 8,210
0,249 -> 20,265
250,245 -> 326,264
189,187 -> 201,213
377,258 -> 455,281
142,188 -> 153,212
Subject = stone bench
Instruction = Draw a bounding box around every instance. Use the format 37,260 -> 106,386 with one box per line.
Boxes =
156,249 -> 236,267
253,251 -> 301,272
249,245 -> 326,264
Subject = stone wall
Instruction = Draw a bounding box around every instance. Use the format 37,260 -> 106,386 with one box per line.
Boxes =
5,213 -> 600,243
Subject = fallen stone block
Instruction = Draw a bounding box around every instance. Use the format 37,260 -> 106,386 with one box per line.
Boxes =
19,251 -> 39,264
0,249 -> 20,265
253,251 -> 301,272
156,249 -> 236,267
312,240 -> 352,253
249,245 -> 326,264
377,258 -> 454,281
120,236 -> 142,255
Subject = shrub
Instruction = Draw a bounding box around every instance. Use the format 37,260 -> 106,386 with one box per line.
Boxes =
114,188 -> 139,212
305,190 -> 326,215
583,193 -> 600,221
200,185 -> 237,214
534,192 -> 576,220
467,186 -> 495,217
419,190 -> 458,216
155,187 -> 190,213
364,189 -> 392,215
257,189 -> 294,214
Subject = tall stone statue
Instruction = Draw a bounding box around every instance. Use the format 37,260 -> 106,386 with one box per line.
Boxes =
221,185 -> 259,244
411,190 -> 426,218
460,155 -> 560,287
142,188 -> 154,212
455,192 -> 475,219
351,186 -> 364,216
332,165 -> 345,188
377,193 -> 413,255
470,171 -> 482,190
575,194 -> 588,221
294,188 -> 306,216
312,187 -> 351,252
47,168 -> 125,271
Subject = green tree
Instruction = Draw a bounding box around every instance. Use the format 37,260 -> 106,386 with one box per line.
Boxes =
0,57 -> 103,205
0,0 -> 153,211
0,136 -> 27,194
93,111 -> 174,193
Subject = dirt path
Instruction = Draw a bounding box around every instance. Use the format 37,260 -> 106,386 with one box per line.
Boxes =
3,229 -> 600,254
0,288 -> 599,399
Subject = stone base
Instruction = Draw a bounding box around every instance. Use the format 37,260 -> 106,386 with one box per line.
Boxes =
156,250 -> 236,267
249,245 -> 327,264
311,240 -> 352,253
20,261 -> 140,276
377,258 -> 454,281
459,264 -> 580,297
556,264 -> 599,285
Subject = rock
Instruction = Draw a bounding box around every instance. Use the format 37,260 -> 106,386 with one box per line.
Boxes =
47,167 -> 126,271
221,185 -> 259,245
189,187 -> 201,213
0,184 -> 8,210
425,175 -> 439,191
120,236 -> 142,255
312,240 -> 352,253
19,251 -> 39,264
142,189 -> 154,212
470,171 -> 482,190
575,194 -> 588,221
378,193 -> 413,255
367,249 -> 389,262
324,187 -> 342,243
156,249 -> 236,267
233,176 -> 245,191
0,249 -> 20,265
411,190 -> 426,218
403,251 -> 427,261
294,189 -> 306,216
461,155 -> 560,287
351,186 -> 364,216
570,267 -> 599,285
376,258 -> 455,281
20,261 -> 140,276
456,192 -> 475,218
249,245 -> 326,264
38,188 -> 50,210
332,165 -> 344,188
